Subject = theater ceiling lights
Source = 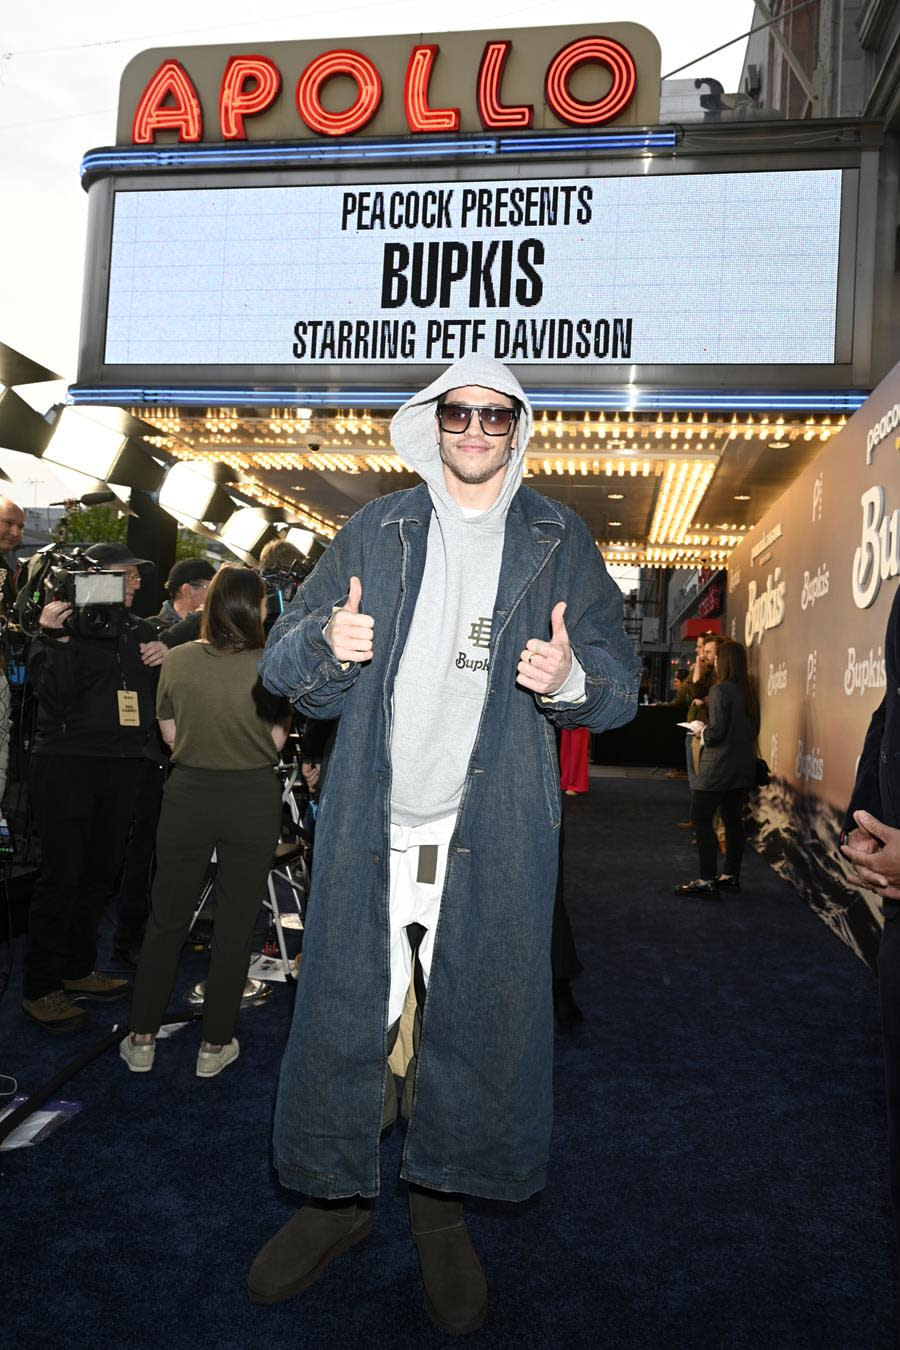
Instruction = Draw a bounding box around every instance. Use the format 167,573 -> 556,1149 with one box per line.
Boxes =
135,404 -> 844,564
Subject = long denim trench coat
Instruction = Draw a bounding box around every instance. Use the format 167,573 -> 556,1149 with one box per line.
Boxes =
260,482 -> 639,1201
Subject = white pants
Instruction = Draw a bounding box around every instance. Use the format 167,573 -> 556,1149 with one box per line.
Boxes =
387,817 -> 454,1026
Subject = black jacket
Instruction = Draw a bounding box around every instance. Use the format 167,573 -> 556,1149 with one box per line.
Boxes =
160,610 -> 202,648
29,616 -> 159,758
845,585 -> 900,832
695,679 -> 758,792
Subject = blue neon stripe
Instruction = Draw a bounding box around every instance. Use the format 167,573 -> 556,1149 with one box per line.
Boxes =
80,129 -> 676,180
66,385 -> 868,413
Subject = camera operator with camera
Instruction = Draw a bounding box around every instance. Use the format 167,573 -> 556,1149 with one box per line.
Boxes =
21,541 -> 162,1032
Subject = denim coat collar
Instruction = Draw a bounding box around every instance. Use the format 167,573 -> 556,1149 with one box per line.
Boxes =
379,481 -> 565,531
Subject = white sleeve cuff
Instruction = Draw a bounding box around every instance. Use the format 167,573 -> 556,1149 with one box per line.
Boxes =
541,654 -> 587,705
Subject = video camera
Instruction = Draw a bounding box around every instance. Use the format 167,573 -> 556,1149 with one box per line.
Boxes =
16,545 -> 137,640
260,560 -> 311,628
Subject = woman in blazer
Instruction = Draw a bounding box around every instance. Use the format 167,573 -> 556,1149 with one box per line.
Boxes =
675,639 -> 760,898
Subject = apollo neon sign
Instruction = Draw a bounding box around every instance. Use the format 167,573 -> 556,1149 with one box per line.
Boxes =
130,37 -> 638,143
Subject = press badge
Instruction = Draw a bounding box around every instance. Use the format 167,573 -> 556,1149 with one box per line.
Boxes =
117,690 -> 140,726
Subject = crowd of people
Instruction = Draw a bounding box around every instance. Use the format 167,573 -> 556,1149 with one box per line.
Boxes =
3,355 -> 900,1332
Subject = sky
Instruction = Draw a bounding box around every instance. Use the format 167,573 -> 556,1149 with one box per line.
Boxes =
0,0 -> 755,397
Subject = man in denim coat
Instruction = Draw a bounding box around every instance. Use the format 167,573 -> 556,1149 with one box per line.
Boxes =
250,356 -> 639,1332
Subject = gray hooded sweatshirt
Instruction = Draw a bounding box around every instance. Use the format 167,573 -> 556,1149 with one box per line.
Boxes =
387,356 -> 533,828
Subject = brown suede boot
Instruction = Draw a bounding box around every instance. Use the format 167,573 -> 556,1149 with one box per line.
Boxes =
409,1185 -> 487,1335
247,1199 -> 372,1305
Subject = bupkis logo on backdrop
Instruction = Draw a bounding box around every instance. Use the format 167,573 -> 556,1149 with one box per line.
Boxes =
770,732 -> 779,774
745,569 -> 786,646
767,662 -> 788,695
844,645 -> 887,696
852,486 -> 900,608
795,740 -> 824,781
801,565 -> 829,610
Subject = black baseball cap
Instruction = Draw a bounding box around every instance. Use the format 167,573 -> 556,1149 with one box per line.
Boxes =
83,542 -> 151,568
165,557 -> 216,598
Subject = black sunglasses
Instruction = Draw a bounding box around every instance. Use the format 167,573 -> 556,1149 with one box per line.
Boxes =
437,403 -> 518,436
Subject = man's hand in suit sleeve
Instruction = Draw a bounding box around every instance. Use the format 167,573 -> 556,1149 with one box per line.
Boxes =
841,811 -> 900,900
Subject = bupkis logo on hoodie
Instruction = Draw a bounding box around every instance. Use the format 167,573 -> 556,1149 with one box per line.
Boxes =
456,616 -> 492,672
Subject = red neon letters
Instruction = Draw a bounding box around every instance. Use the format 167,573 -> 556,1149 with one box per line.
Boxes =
476,41 -> 532,130
404,46 -> 459,133
296,49 -> 382,137
544,38 -> 636,127
132,60 -> 203,144
220,56 -> 281,139
131,36 -> 637,143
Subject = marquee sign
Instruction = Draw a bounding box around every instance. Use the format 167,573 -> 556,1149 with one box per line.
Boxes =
101,167 -> 843,370
117,24 -> 662,144
74,23 -> 876,397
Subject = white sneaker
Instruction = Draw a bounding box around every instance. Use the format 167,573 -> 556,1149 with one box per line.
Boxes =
196,1038 -> 239,1078
120,1033 -> 155,1073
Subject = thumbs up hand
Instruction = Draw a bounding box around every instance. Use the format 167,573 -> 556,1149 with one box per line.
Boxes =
324,576 -> 374,663
517,601 -> 572,695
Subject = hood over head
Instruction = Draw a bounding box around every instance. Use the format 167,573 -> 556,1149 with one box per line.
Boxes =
390,356 -> 533,525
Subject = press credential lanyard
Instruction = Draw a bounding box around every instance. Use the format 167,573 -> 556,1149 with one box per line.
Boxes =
115,645 -> 140,727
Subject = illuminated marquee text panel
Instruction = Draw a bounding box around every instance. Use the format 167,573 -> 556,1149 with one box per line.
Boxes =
104,168 -> 842,368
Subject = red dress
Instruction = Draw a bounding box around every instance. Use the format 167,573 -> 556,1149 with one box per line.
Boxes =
559,726 -> 590,794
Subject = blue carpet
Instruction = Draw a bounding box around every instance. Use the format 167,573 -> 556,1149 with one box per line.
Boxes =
0,774 -> 893,1348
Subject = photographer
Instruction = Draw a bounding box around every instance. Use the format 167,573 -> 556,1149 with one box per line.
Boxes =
122,565 -> 290,1078
21,542 -> 161,1032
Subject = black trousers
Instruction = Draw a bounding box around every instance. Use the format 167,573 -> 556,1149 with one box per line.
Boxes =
115,758 -> 166,949
129,764 -> 282,1045
24,755 -> 145,999
691,787 -> 747,881
879,907 -> 900,1257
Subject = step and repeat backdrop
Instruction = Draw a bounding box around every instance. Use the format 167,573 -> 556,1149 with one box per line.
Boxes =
725,359 -> 900,965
